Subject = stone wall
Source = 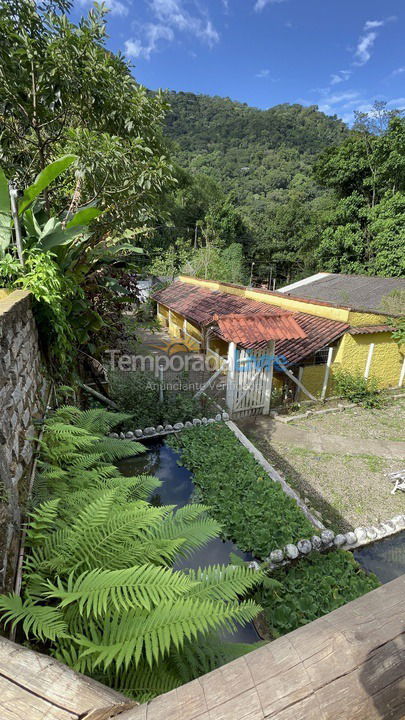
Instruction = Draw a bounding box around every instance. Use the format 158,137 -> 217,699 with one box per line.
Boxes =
0,290 -> 48,592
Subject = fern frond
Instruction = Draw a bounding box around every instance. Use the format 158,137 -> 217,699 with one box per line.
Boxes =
0,594 -> 68,641
75,598 -> 261,671
45,565 -> 195,615
25,499 -> 61,547
186,564 -> 265,602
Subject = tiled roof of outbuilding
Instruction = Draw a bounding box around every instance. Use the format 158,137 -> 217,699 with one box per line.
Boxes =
153,281 -> 350,365
212,313 -> 307,349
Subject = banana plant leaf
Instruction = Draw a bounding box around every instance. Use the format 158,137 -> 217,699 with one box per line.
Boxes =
19,155 -> 77,215
66,207 -> 101,228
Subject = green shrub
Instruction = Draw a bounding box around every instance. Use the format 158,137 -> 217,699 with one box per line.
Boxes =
333,368 -> 381,407
168,424 -> 314,558
109,370 -> 200,428
256,550 -> 380,637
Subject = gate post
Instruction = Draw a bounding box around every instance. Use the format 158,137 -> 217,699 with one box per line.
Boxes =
262,339 -> 275,415
226,342 -> 237,413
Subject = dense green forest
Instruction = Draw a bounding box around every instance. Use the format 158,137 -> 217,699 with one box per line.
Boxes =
156,92 -> 405,284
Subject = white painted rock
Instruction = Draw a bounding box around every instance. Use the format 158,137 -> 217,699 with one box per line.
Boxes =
297,539 -> 312,555
164,424 -> 173,431
270,549 -> 284,563
156,425 -> 164,432
110,432 -> 119,438
284,544 -> 299,560
333,534 -> 346,547
321,530 -> 335,546
201,417 -> 208,425
215,414 -> 222,422
135,429 -> 143,437
173,422 -> 184,430
193,418 -> 202,426
185,421 -> 193,428
222,412 -> 229,421
355,527 -> 367,543
144,427 -> 155,435
311,535 -> 322,550
125,431 -> 134,439
248,561 -> 261,571
207,418 -> 215,424
344,531 -> 357,545
366,527 -> 379,541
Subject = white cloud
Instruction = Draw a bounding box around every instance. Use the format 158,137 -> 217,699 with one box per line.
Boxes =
254,0 -> 286,12
125,25 -> 174,59
354,17 -> 395,66
125,0 -> 219,61
330,70 -> 352,85
355,29 -> 378,65
78,0 -> 128,16
256,68 -> 270,78
149,0 -> 219,46
392,67 -> 405,76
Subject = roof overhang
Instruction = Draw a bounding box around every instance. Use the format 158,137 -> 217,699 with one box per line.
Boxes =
210,313 -> 307,350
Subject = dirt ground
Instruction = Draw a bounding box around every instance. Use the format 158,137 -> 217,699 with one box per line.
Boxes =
290,397 -> 405,442
238,398 -> 405,533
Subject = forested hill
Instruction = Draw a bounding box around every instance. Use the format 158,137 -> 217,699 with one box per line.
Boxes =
163,92 -> 348,282
165,92 -> 347,157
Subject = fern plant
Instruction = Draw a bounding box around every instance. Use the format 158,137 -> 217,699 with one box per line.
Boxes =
0,407 -> 263,700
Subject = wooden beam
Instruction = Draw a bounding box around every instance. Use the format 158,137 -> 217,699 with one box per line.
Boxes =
276,358 -> 317,402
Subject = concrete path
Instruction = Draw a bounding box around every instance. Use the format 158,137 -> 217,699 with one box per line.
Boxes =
239,416 -> 405,459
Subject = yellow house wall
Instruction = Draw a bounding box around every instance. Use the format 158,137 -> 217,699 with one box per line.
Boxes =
334,332 -> 403,389
209,336 -> 228,357
347,311 -> 390,326
298,365 -> 329,401
184,320 -> 202,343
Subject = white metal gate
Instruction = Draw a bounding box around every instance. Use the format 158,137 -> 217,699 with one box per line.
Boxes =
226,341 -> 274,418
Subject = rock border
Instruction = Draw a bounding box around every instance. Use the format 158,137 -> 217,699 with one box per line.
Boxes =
109,412 -> 229,441
247,515 -> 405,572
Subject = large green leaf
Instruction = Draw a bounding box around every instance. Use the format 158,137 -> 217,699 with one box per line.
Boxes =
66,207 -> 101,229
19,155 -> 77,215
0,168 -> 11,251
40,226 -> 88,250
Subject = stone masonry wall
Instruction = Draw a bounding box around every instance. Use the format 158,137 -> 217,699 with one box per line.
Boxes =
0,290 -> 48,592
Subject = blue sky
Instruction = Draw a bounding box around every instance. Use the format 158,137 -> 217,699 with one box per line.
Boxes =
73,0 -> 404,124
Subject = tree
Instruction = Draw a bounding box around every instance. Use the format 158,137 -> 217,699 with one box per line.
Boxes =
0,0 -> 174,232
315,104 -> 405,277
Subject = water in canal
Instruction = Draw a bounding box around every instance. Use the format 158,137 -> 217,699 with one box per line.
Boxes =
355,533 -> 405,584
119,440 -> 258,643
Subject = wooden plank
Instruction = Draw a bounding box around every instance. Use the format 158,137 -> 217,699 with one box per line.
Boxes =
0,638 -> 125,718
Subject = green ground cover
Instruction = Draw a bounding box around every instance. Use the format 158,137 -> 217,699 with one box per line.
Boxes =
168,423 -> 315,558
